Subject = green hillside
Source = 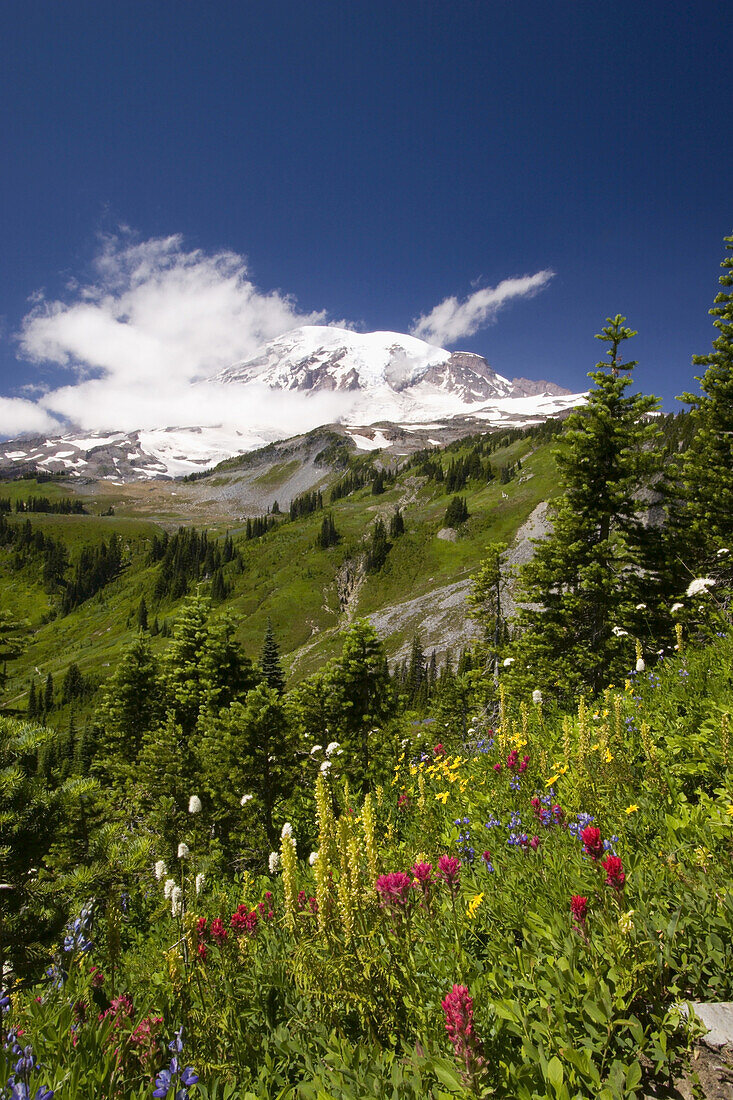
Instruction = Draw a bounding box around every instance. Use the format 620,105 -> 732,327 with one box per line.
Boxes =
0,424 -> 563,719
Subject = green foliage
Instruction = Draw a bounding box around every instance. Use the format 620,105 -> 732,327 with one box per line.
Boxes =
365,517 -> 390,573
668,232 -> 733,581
508,316 -> 662,698
444,496 -> 469,528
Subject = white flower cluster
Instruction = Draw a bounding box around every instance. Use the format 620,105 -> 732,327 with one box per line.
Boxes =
325,741 -> 341,757
188,794 -> 202,815
268,851 -> 280,874
310,744 -> 323,755
240,793 -> 253,806
532,689 -> 542,705
686,577 -> 715,597
154,860 -> 167,881
281,822 -> 293,839
177,843 -> 190,859
170,885 -> 183,918
195,872 -> 205,895
309,851 -> 319,866
163,878 -> 176,900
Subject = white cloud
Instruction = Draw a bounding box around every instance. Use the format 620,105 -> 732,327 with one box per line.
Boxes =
0,397 -> 61,436
410,270 -> 555,347
15,232 -> 331,433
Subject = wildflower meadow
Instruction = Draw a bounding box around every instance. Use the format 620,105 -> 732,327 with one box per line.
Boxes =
2,626 -> 732,1099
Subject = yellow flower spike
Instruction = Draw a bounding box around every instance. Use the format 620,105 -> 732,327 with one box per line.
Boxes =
625,804 -> 639,814
435,791 -> 449,804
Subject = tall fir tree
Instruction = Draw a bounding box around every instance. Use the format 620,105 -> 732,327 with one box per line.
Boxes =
137,595 -> 149,632
260,618 -> 285,695
44,672 -> 54,712
96,635 -> 162,772
667,233 -> 733,584
507,316 -> 662,698
467,541 -> 508,684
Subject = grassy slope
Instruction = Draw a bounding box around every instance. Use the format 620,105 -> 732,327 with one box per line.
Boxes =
1,433 -> 561,710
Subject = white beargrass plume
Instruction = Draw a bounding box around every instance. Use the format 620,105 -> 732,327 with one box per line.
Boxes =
636,658 -> 646,673
195,873 -> 205,895
532,689 -> 542,705
310,744 -> 323,755
325,741 -> 340,757
170,886 -> 183,918
154,860 -> 167,881
686,577 -> 715,597
268,851 -> 280,874
281,822 -> 293,839
503,657 -> 514,666
320,760 -> 331,773
240,793 -> 253,806
188,794 -> 202,814
163,878 -> 176,900
177,843 -> 190,859
671,603 -> 684,613
309,851 -> 319,866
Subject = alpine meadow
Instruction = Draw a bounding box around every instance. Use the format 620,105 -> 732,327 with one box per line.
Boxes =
0,233 -> 731,1099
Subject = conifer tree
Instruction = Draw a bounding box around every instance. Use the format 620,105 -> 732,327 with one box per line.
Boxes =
668,233 -> 733,581
468,541 -> 508,684
508,316 -> 661,697
96,635 -> 161,766
27,679 -> 37,718
444,496 -> 469,527
260,618 -> 285,695
365,517 -> 390,572
406,634 -> 426,704
44,672 -> 54,712
137,595 -> 148,632
389,508 -> 405,538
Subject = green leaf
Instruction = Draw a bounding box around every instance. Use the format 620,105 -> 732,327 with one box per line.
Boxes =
625,1060 -> 642,1090
433,1063 -> 464,1093
547,1056 -> 564,1091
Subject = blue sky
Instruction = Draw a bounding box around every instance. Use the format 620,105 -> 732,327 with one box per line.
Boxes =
1,0 -> 731,436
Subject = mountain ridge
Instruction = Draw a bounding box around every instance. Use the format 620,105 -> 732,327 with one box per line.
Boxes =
0,325 -> 586,480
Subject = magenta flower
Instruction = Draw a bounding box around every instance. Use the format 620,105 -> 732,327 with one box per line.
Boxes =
375,871 -> 413,910
411,861 -> 433,885
570,895 -> 588,924
437,854 -> 461,895
580,825 -> 604,861
601,854 -> 626,890
442,984 -> 485,1080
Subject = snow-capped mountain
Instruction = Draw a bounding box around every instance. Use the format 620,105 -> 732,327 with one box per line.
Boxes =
212,325 -> 570,404
0,326 -> 586,480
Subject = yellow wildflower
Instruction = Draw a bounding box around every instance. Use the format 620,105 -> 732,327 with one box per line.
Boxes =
466,893 -> 484,919
625,804 -> 639,815
545,775 -> 560,787
726,805 -> 733,817
435,791 -> 449,804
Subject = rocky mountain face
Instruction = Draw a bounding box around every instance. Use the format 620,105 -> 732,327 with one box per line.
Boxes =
0,326 -> 586,481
